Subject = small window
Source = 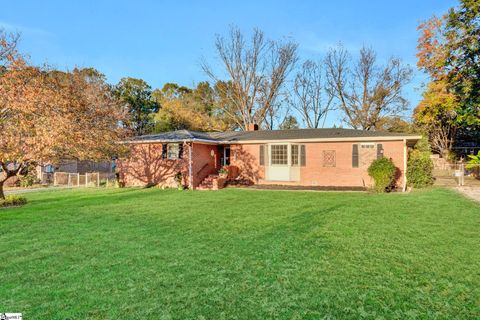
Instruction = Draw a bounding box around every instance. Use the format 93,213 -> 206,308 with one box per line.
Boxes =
167,144 -> 179,160
291,145 -> 299,166
361,143 -> 375,149
323,150 -> 336,167
271,144 -> 288,165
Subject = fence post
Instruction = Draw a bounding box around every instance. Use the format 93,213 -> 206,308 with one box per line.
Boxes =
53,172 -> 57,186
97,172 -> 100,187
77,173 -> 80,187
67,173 -> 71,187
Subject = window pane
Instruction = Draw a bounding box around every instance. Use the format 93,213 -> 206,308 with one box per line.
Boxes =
167,144 -> 179,160
291,145 -> 299,165
271,145 -> 288,165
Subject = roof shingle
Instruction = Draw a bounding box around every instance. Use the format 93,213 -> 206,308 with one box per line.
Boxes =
127,128 -> 420,144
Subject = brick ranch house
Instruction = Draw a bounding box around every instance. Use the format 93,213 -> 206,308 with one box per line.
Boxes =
118,126 -> 421,191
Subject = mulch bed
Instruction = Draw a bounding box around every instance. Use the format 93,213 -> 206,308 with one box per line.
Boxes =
226,181 -> 367,192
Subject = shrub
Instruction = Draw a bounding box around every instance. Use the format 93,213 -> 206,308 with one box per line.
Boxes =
407,156 -> 434,188
368,158 -> 397,193
174,172 -> 184,190
218,166 -> 229,177
19,175 -> 39,188
19,164 -> 40,187
0,195 -> 27,208
466,151 -> 480,169
407,138 -> 434,189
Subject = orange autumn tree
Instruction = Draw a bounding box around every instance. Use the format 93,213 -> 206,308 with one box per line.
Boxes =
0,31 -> 127,198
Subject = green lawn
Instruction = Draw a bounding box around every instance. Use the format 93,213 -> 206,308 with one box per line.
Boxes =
0,188 -> 479,319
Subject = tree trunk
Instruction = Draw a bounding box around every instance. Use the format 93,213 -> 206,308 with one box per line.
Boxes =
0,181 -> 5,200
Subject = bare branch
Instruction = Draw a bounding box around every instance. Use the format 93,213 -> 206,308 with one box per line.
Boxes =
326,45 -> 412,130
288,60 -> 334,128
202,26 -> 298,130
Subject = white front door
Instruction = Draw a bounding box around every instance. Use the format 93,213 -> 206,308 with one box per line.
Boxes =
267,144 -> 290,181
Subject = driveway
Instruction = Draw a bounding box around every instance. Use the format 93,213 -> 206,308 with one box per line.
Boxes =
456,186 -> 480,203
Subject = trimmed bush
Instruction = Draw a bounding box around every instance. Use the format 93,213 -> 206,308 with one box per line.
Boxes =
407,138 -> 434,189
0,195 -> 27,208
407,155 -> 434,188
368,158 -> 397,193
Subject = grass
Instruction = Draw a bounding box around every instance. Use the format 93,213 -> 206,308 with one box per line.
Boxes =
0,187 -> 479,319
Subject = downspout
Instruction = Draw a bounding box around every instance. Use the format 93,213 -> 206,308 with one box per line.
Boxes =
403,138 -> 407,192
188,142 -> 193,190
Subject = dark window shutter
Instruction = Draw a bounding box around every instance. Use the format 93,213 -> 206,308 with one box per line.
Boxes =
352,144 -> 359,168
300,145 -> 306,166
259,145 -> 265,165
377,144 -> 383,159
178,143 -> 184,159
162,144 -> 167,159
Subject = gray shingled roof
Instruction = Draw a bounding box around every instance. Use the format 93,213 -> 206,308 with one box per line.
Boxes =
127,128 -> 420,144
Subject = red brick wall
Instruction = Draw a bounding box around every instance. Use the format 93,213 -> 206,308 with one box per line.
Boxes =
118,143 -> 189,187
118,142 -> 220,189
230,144 -> 264,183
230,140 -> 405,188
190,143 -> 218,188
120,140 -> 406,189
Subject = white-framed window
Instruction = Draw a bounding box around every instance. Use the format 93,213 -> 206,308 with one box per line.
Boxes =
291,144 -> 299,166
167,144 -> 179,160
270,144 -> 288,165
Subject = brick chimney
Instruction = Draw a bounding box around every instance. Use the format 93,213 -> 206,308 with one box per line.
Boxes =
247,123 -> 259,131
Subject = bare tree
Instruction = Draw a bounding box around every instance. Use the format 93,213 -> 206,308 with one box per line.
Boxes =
202,26 -> 298,131
0,29 -> 20,64
325,45 -> 412,130
289,60 -> 334,128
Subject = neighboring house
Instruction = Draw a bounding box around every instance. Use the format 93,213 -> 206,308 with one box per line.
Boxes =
118,126 -> 421,191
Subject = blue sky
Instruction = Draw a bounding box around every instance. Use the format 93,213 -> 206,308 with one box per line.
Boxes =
1,0 -> 456,127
